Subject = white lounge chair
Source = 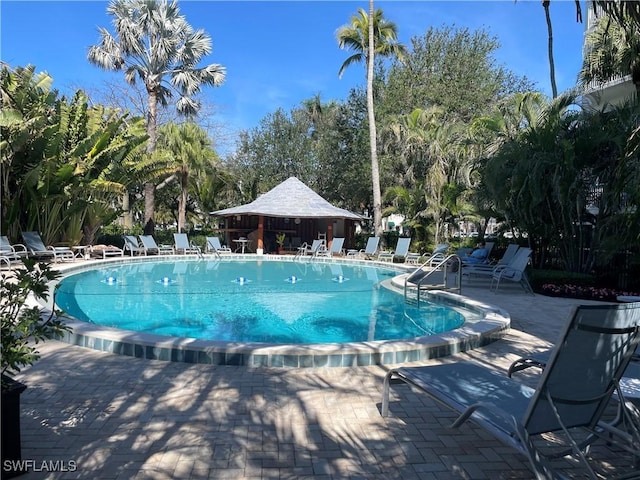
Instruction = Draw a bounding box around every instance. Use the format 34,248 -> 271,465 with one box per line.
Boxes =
316,237 -> 345,257
297,239 -> 323,257
347,237 -> 380,260
378,237 -> 412,262
173,233 -> 201,255
409,243 -> 449,266
382,302 -> 640,479
22,231 -> 74,262
463,246 -> 528,280
139,235 -> 174,255
123,235 -> 145,256
206,236 -> 231,254
0,236 -> 28,263
490,247 -> 533,294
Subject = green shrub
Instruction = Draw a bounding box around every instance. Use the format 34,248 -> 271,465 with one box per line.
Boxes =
1,260 -> 70,385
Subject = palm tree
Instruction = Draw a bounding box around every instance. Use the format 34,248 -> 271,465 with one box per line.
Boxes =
579,12 -> 640,95
336,5 -> 406,238
150,122 -> 217,233
542,1 -> 558,98
88,0 -> 226,234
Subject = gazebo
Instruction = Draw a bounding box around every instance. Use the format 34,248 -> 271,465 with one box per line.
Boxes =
210,177 -> 364,254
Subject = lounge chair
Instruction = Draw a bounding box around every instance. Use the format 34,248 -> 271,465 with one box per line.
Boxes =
316,237 -> 345,257
411,243 -> 449,266
297,239 -> 323,257
378,237 -> 412,262
206,236 -> 231,254
173,233 -> 201,255
22,231 -> 74,262
464,243 -> 519,272
123,235 -> 145,256
462,247 -> 531,287
382,302 -> 640,479
89,244 -> 124,259
139,235 -> 174,255
461,241 -> 494,266
490,247 -> 533,293
0,236 -> 28,263
347,237 -> 380,260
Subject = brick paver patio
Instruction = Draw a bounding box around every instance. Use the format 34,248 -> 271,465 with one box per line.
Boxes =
9,274 -> 639,479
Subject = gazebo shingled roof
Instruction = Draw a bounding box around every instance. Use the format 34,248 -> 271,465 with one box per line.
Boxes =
210,177 -> 363,220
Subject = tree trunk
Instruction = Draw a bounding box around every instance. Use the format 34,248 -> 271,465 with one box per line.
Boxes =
144,85 -> 159,235
367,0 -> 383,238
121,191 -> 133,229
178,172 -> 188,233
543,1 -> 558,99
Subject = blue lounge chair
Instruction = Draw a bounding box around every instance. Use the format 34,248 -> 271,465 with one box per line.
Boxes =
378,237 -> 412,262
139,235 -> 174,255
173,233 -> 200,255
316,237 -> 344,257
382,302 -> 640,479
206,236 -> 231,254
297,239 -> 324,257
490,247 -> 533,293
22,231 -> 74,262
123,235 -> 144,256
0,235 -> 28,263
347,237 -> 380,260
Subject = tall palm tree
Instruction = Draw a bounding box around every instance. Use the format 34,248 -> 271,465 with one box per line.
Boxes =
88,0 -> 226,234
336,5 -> 405,238
542,1 -> 558,98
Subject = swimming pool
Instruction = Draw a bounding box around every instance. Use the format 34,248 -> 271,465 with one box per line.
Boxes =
51,256 -> 510,368
56,259 -> 465,343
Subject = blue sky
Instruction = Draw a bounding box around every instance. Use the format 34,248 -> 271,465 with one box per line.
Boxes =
1,1 -> 587,152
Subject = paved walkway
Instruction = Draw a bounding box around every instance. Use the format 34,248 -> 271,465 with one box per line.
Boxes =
10,275 -> 639,479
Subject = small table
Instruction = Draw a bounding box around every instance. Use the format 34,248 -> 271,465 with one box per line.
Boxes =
72,245 -> 89,259
233,239 -> 249,253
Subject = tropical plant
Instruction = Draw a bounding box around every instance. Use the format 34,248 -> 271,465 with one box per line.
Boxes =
580,11 -> 640,94
1,259 -> 70,382
1,65 -> 147,245
382,107 -> 472,244
336,5 -> 406,239
482,90 -> 639,274
148,122 -> 219,232
88,0 -> 226,234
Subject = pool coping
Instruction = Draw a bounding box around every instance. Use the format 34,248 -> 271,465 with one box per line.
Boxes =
45,254 -> 511,368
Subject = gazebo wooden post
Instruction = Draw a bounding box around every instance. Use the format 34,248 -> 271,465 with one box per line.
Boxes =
257,215 -> 264,254
327,220 -> 333,247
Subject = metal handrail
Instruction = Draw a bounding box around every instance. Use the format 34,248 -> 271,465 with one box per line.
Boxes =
404,254 -> 462,305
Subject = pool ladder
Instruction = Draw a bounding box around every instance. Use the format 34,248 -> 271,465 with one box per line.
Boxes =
404,254 -> 462,306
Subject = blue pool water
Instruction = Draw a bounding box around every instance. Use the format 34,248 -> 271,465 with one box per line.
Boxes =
55,260 -> 465,344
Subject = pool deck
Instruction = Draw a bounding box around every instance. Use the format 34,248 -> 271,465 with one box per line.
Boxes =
9,263 -> 640,479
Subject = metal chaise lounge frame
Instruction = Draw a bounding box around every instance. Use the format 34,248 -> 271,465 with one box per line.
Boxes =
205,236 -> 232,255
462,243 -> 519,273
139,235 -> 174,255
173,233 -> 201,255
123,235 -> 144,256
295,239 -> 324,258
382,302 -> 640,479
378,237 -> 413,262
315,237 -> 345,257
0,235 -> 28,265
346,237 -> 380,260
22,231 -> 74,262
